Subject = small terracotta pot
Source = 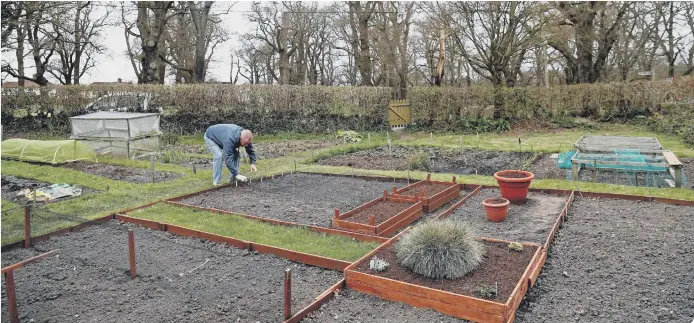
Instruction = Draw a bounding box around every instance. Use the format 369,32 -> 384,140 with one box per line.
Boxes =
493,170 -> 535,205
482,197 -> 510,223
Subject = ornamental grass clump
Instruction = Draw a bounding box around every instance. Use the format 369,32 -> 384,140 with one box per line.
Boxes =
396,219 -> 484,279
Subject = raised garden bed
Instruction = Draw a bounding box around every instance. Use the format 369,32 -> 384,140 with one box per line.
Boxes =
1,221 -> 342,323
332,193 -> 423,236
391,175 -> 462,212
345,232 -> 544,323
443,189 -> 567,245
515,197 -> 694,323
61,161 -> 182,184
176,173 -> 403,227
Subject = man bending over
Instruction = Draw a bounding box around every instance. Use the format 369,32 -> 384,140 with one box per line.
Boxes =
203,124 -> 257,185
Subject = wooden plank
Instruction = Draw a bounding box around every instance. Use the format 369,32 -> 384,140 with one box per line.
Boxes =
378,207 -> 423,237
376,201 -> 421,232
1,250 -> 59,274
116,214 -> 165,231
331,218 -> 375,234
348,280 -> 506,323
251,243 -> 351,271
284,280 -> 346,323
528,250 -> 547,288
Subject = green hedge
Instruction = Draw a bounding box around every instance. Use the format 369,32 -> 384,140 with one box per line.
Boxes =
1,84 -> 392,135
2,78 -> 693,136
408,78 -> 694,130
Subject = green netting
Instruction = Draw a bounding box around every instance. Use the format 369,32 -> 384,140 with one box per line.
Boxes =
556,151 -> 576,169
1,139 -> 97,164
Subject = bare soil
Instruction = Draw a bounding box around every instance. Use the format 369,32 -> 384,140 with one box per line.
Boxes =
1,175 -> 98,205
179,173 -> 405,227
447,189 -> 567,245
515,198 -> 694,323
61,162 -> 182,184
303,288 -> 469,322
317,146 -> 538,176
343,201 -> 413,225
354,241 -> 538,302
1,221 -> 342,323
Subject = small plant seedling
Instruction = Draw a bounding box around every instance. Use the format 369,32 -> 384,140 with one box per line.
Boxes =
508,242 -> 524,252
369,256 -> 390,272
475,283 -> 498,299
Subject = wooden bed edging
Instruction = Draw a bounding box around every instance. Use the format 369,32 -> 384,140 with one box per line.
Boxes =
165,200 -> 388,243
332,199 -> 424,236
284,279 -> 346,323
1,250 -> 60,274
344,233 -> 544,323
544,191 -> 576,251
115,214 -> 351,271
392,175 -> 462,213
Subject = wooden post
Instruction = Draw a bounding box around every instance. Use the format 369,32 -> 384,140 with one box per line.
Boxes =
5,270 -> 18,323
284,268 -> 292,320
128,230 -> 136,279
334,209 -> 340,219
572,161 -> 579,181
369,215 -> 375,226
368,133 -> 371,144
459,135 -> 462,148
426,174 -> 431,183
430,132 -> 433,145
24,206 -> 31,248
392,186 -> 397,193
150,155 -> 155,183
192,164 -> 196,174
382,190 -> 387,201
452,176 -> 456,184
673,165 -> 683,188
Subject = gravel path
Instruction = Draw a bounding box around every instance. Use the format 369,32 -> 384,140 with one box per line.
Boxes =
446,189 -> 567,244
179,173 -> 402,227
1,221 -> 342,323
516,197 -> 694,323
303,288 -> 470,323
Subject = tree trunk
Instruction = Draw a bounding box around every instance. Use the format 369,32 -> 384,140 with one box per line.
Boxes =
16,25 -> 24,87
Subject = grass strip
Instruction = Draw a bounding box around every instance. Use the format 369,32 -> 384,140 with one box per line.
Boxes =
129,203 -> 380,262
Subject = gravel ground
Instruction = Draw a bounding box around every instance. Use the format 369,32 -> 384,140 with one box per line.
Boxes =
516,197 -> 694,323
1,221 -> 342,323
179,173 -> 404,227
446,189 -> 567,244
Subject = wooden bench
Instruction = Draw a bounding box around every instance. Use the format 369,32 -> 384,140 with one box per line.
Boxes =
662,151 -> 684,188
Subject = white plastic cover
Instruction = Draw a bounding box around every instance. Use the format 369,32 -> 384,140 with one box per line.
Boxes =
70,112 -> 160,139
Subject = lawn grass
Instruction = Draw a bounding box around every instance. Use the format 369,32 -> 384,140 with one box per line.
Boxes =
178,131 -> 337,146
129,203 -> 380,262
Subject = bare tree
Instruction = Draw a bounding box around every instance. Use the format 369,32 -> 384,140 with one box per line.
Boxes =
134,1 -> 177,84
48,2 -> 112,85
680,2 -> 694,76
347,1 -> 377,86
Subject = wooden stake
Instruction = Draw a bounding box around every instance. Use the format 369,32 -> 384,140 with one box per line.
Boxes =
128,230 -> 136,279
5,270 -> 18,323
192,164 -> 196,174
459,135 -> 463,148
150,155 -> 155,183
382,190 -> 387,201
334,209 -> 340,219
369,215 -> 375,226
368,133 -> 371,144
284,268 -> 292,320
23,206 -> 31,248
392,186 -> 398,193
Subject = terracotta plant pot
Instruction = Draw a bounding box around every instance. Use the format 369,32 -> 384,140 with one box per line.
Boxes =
493,170 -> 535,205
482,197 -> 510,223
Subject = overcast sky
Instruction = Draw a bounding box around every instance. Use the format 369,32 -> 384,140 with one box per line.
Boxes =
3,0 -> 262,84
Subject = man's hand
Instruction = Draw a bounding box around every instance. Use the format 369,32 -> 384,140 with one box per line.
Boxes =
235,174 -> 248,182
250,164 -> 258,172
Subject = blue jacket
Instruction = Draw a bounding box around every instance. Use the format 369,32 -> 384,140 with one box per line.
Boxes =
204,124 -> 256,177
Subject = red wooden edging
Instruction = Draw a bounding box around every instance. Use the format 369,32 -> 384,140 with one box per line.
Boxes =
333,200 -> 423,236
346,237 -> 543,323
1,249 -> 60,274
284,279 -> 346,323
250,243 -> 351,271
166,224 -> 250,250
1,215 -> 115,252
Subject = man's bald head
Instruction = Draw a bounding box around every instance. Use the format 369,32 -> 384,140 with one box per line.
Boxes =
240,129 -> 253,146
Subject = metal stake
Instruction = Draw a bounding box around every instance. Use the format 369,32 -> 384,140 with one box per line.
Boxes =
24,206 -> 31,248
151,155 -> 156,183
